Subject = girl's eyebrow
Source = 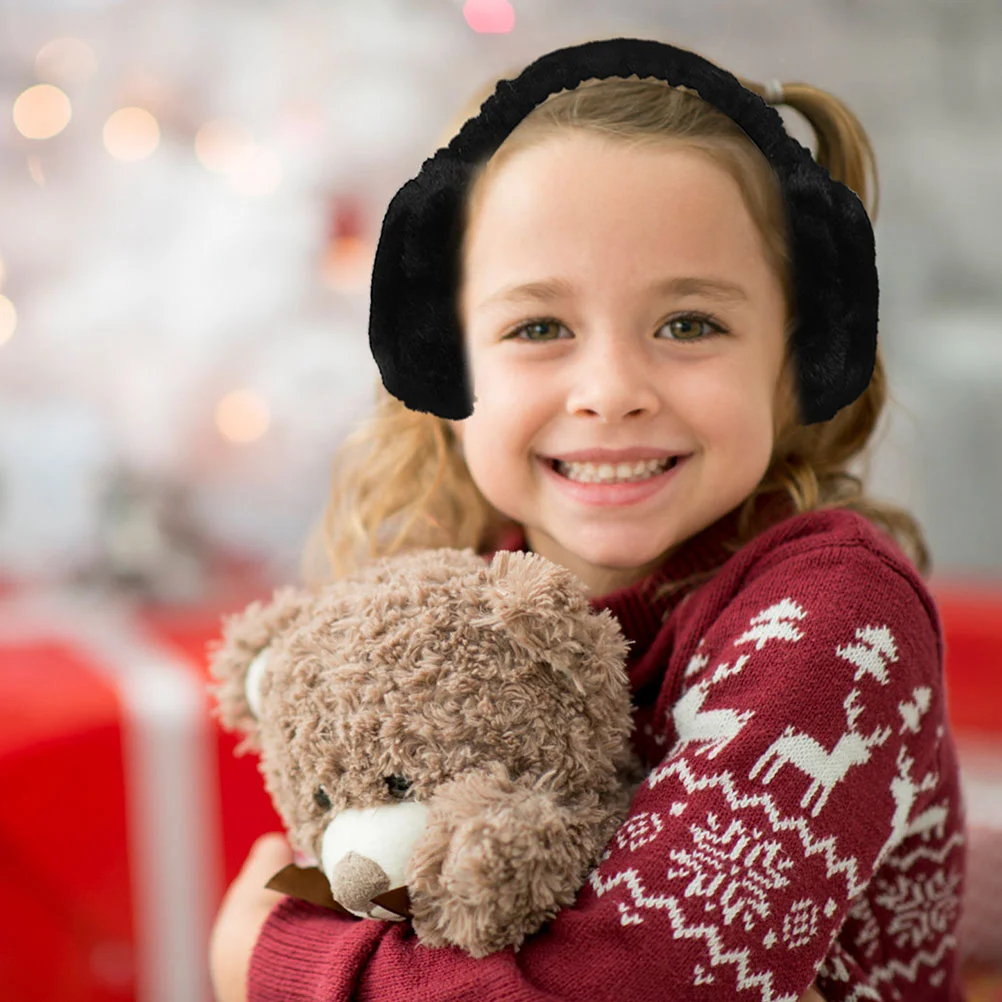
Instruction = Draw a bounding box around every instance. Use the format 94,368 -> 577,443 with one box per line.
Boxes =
477,275 -> 750,311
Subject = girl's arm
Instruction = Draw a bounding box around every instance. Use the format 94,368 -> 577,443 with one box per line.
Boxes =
208,850 -> 829,1002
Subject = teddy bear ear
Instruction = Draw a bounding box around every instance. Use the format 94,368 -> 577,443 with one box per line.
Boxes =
480,549 -> 629,685
243,646 -> 270,720
485,548 -> 590,608
206,584 -> 317,751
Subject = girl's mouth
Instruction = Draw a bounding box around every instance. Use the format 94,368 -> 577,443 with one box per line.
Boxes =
537,454 -> 689,507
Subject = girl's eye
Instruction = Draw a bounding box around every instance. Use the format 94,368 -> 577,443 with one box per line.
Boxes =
659,312 -> 728,342
505,319 -> 566,342
504,312 -> 727,343
313,786 -> 332,811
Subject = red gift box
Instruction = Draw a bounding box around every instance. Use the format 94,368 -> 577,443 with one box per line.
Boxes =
932,578 -> 1002,736
930,577 -> 1002,972
0,587 -> 282,1002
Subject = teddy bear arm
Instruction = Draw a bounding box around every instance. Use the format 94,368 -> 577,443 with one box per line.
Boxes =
407,766 -> 619,957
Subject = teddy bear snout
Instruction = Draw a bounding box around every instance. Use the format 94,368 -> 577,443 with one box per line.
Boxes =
329,852 -> 391,912
321,800 -> 431,917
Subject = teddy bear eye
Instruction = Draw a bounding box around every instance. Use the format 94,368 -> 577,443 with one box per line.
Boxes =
313,786 -> 332,811
385,775 -> 412,799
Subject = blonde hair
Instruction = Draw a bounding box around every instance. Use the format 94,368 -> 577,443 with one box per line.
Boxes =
303,55 -> 930,593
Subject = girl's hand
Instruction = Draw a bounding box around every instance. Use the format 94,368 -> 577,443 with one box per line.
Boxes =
209,832 -> 294,1002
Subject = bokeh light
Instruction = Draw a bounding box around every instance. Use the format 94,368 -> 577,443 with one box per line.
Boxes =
463,0 -> 515,33
321,235 -> 374,292
215,389 -> 270,443
13,84 -> 72,140
35,37 -> 99,85
103,107 -> 160,162
194,119 -> 254,173
0,295 -> 17,347
26,156 -> 46,186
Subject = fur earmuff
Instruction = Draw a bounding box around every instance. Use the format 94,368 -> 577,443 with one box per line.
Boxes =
368,36 -> 877,426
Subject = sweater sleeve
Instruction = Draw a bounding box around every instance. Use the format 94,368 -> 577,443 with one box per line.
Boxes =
248,543 -> 958,1002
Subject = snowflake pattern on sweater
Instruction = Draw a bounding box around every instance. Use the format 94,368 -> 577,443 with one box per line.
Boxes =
248,497 -> 967,1002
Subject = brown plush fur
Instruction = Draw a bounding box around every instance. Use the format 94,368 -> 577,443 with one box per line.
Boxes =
208,546 -> 645,956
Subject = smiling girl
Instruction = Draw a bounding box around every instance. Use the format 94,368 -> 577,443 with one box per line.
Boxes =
211,39 -> 966,1002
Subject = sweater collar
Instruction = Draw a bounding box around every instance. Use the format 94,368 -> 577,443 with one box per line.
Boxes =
484,491 -> 796,659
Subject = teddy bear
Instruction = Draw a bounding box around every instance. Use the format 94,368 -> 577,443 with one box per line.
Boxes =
208,545 -> 646,957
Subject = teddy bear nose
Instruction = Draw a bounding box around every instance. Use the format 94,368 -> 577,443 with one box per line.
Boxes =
328,851 -> 391,912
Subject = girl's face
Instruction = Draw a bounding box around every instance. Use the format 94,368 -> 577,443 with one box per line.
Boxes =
451,132 -> 791,596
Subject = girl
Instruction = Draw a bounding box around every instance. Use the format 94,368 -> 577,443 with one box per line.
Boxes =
211,39 -> 966,1002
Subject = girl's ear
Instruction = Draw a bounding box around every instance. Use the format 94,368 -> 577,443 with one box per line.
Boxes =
206,585 -> 317,753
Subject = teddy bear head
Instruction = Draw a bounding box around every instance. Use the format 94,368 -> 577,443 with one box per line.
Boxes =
208,546 -> 639,952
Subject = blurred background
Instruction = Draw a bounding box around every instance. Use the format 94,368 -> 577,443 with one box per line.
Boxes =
0,0 -> 1000,1000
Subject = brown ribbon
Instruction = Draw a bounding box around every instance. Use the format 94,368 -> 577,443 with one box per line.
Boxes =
266,863 -> 413,918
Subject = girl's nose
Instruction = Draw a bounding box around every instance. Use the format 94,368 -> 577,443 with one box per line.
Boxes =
565,339 -> 662,421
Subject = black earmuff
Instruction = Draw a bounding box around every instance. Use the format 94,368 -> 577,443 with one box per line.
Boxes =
368,37 -> 878,426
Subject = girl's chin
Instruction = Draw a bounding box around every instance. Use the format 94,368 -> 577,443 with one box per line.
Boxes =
533,531 -> 672,570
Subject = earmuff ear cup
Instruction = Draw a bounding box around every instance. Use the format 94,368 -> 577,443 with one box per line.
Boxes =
781,150 -> 878,425
369,157 -> 474,419
367,37 -> 878,427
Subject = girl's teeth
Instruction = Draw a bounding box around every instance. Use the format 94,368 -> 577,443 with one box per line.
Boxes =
554,457 -> 676,483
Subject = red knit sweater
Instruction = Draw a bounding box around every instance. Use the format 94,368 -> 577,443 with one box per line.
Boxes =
249,496 -> 967,1001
